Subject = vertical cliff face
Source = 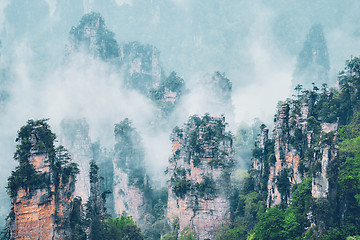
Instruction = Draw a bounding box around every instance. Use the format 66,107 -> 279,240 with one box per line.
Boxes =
68,12 -> 166,96
60,118 -> 115,215
121,41 -> 165,95
60,118 -> 92,203
11,154 -> 57,240
6,120 -> 79,240
67,12 -> 120,61
252,90 -> 338,207
312,122 -> 338,199
112,118 -> 149,224
89,160 -> 106,217
167,115 -> 234,240
91,143 -> 115,216
149,71 -> 186,117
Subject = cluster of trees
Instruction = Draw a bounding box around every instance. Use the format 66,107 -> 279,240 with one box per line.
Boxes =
6,119 -> 79,198
114,118 -> 171,240
69,12 -> 120,60
161,217 -> 198,240
169,114 -> 233,201
1,119 -> 145,240
214,57 -> 360,239
86,214 -> 143,240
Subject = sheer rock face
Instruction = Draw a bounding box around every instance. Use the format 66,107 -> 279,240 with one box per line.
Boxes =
312,123 -> 338,199
68,12 -> 120,60
112,119 -> 148,224
89,161 -> 106,217
60,118 -> 92,203
60,119 -> 115,214
252,94 -> 338,207
167,116 -> 233,240
113,167 -> 145,222
67,13 -> 174,110
120,41 -> 165,95
11,153 -> 75,240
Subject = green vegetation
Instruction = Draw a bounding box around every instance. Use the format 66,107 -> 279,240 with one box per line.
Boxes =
172,179 -> 191,199
102,214 -> 143,240
114,118 -> 146,189
70,12 -> 119,60
214,57 -> 360,239
178,227 -> 198,240
168,114 -> 233,202
149,71 -> 186,115
114,118 -> 169,239
161,218 -> 197,240
68,160 -> 144,240
188,114 -> 234,169
161,217 -> 180,240
81,213 -> 144,240
194,176 -> 217,199
7,119 -> 79,198
276,169 -> 291,207
4,119 -> 80,240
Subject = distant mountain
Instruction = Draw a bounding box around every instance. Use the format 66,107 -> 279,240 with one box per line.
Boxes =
292,24 -> 330,89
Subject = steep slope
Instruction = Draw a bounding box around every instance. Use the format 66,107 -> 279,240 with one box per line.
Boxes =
166,114 -> 234,240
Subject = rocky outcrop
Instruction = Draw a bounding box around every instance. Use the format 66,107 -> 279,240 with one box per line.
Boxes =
60,118 -> 115,215
92,144 -> 115,216
6,120 -> 78,240
252,91 -> 339,207
149,71 -> 186,117
312,123 -> 338,199
120,41 -> 165,95
112,118 -> 149,224
60,118 -> 92,203
68,12 -> 165,95
89,160 -> 106,217
167,115 -> 234,240
67,12 -> 120,61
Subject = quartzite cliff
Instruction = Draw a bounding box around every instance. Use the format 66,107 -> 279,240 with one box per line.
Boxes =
167,115 -> 234,240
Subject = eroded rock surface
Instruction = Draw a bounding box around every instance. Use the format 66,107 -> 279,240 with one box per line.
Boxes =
167,115 -> 234,240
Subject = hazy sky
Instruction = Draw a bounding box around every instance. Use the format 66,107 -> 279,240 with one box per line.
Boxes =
1,0 -> 360,123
